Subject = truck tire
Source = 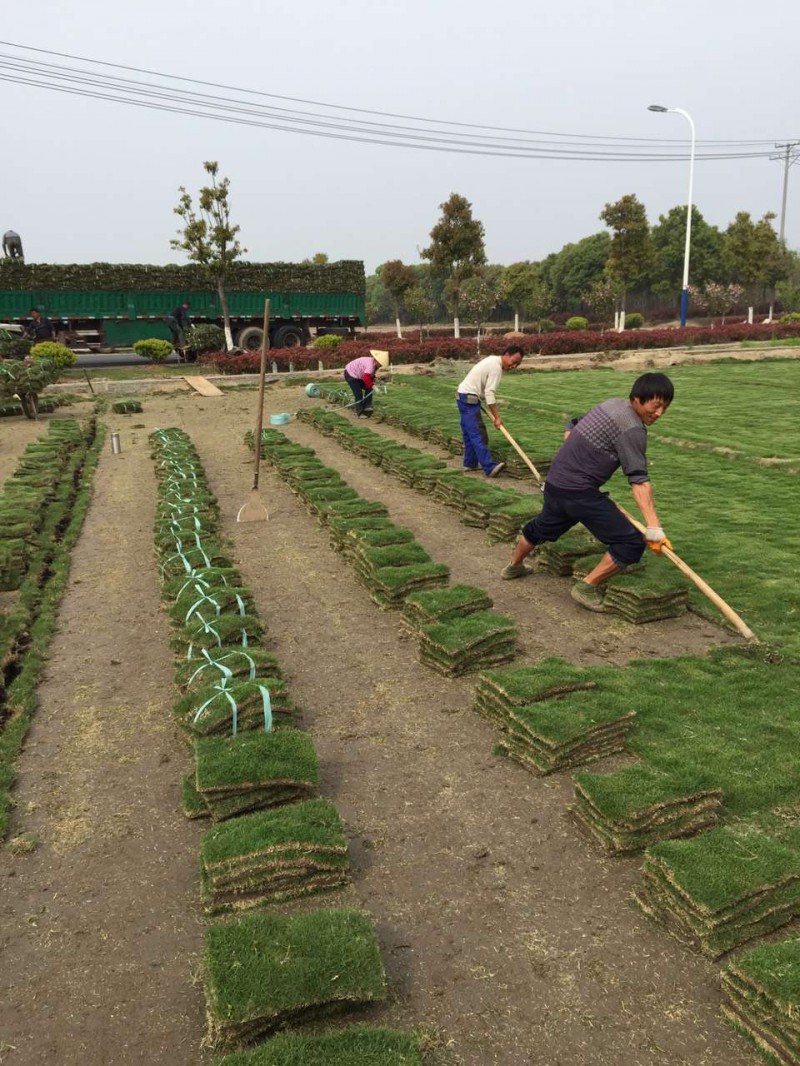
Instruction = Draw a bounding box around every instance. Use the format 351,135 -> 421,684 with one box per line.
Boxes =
273,325 -> 306,349
236,326 -> 263,351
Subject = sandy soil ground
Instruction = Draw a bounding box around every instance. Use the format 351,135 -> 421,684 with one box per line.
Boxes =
0,389 -> 757,1066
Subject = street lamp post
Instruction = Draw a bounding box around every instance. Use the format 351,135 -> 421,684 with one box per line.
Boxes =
648,104 -> 696,327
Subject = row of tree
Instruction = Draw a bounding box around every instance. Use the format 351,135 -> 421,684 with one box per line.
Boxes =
369,193 -> 800,332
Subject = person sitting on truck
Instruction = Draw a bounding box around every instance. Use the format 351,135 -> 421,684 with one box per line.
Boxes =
165,301 -> 191,349
2,231 -> 24,262
343,349 -> 389,417
24,308 -> 55,345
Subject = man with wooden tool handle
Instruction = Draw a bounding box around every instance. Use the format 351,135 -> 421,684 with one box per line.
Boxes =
501,372 -> 673,612
456,345 -> 523,477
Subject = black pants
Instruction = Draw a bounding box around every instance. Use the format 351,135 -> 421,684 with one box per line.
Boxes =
522,484 -> 645,568
344,371 -> 372,415
165,316 -> 186,348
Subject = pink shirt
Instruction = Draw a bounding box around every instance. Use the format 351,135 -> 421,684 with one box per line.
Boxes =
344,355 -> 378,382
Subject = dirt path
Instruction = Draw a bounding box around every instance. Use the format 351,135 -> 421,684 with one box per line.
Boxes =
0,418 -> 207,1066
0,389 -> 757,1066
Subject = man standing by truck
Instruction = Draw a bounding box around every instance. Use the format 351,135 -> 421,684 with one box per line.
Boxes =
2,231 -> 24,262
165,301 -> 191,351
24,308 -> 55,345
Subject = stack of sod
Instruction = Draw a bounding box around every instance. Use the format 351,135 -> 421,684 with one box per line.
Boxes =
211,1025 -> 424,1066
381,448 -> 447,487
370,560 -> 450,607
111,400 -> 143,414
474,660 -> 636,775
326,514 -> 406,554
343,523 -> 416,556
721,938 -> 800,1064
459,484 -> 522,529
601,564 -> 689,623
538,527 -> 605,575
192,729 -> 319,820
635,826 -> 800,958
174,646 -> 283,694
418,610 -> 518,676
486,495 -> 543,543
176,676 -> 297,737
0,539 -> 28,591
200,798 -> 350,913
203,908 -> 387,1046
402,584 -> 494,634
571,763 -> 723,855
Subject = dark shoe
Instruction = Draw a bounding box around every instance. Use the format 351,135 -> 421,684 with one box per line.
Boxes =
487,462 -> 505,478
363,410 -> 373,418
501,563 -> 532,580
570,582 -> 606,612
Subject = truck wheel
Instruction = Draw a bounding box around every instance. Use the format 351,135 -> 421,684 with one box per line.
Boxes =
273,325 -> 305,349
236,326 -> 263,350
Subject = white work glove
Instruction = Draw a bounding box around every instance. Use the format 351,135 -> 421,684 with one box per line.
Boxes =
645,527 -> 672,554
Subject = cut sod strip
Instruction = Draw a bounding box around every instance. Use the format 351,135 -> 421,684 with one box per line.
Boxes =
474,663 -> 635,775
211,1025 -> 424,1066
635,826 -> 800,958
571,764 -> 722,855
418,610 -> 518,677
175,676 -> 297,736
575,555 -> 689,624
200,798 -> 350,914
203,908 -> 387,1047
194,728 -> 319,821
403,584 -> 494,632
721,938 -> 800,1066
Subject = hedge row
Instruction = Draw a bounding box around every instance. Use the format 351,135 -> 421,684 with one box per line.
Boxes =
0,260 -> 365,294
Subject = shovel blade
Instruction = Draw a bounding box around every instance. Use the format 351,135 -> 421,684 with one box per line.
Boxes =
236,491 -> 269,523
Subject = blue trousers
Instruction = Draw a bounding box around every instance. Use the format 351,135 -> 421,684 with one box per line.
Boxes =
457,394 -> 494,473
344,371 -> 373,415
521,484 -> 645,568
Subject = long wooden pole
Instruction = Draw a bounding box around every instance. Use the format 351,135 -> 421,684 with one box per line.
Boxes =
494,417 -> 757,642
252,300 -> 270,491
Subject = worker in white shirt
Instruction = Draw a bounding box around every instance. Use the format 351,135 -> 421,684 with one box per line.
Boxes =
455,345 -> 523,477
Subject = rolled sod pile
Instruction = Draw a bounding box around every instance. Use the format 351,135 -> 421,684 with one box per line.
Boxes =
211,1025 -> 424,1066
721,938 -> 800,1065
538,528 -> 605,576
575,555 -> 689,623
635,826 -> 800,958
111,400 -> 143,414
571,763 -> 722,855
203,908 -> 387,1046
474,661 -> 635,775
403,584 -> 494,632
200,798 -> 350,913
418,609 -> 518,676
194,729 -> 319,820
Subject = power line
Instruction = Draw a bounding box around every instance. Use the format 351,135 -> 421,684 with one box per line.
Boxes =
770,142 -> 800,243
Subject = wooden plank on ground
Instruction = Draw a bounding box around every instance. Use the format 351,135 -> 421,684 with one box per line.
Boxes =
183,375 -> 223,397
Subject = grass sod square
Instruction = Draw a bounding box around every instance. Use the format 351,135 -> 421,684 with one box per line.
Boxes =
169,586 -> 256,626
183,773 -> 211,819
160,545 -> 233,582
370,562 -> 450,602
163,567 -> 244,601
476,659 -> 620,709
173,612 -> 266,656
195,729 -> 318,812
346,525 -> 416,551
316,499 -> 390,526
210,1025 -> 424,1066
175,647 -> 283,693
418,610 -> 518,675
574,804 -> 718,857
403,584 -> 494,626
176,677 -> 295,735
203,908 -> 387,1046
721,946 -> 800,1064
573,763 -> 723,830
353,542 -> 432,571
487,496 -> 543,542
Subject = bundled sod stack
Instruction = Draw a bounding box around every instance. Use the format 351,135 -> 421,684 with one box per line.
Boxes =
111,400 -> 143,414
474,659 -> 636,775
721,938 -> 800,1065
635,826 -> 800,958
211,1025 -> 424,1066
571,763 -> 723,855
200,798 -> 349,913
176,676 -> 298,737
418,610 -> 518,676
203,908 -> 387,1047
193,721 -> 319,820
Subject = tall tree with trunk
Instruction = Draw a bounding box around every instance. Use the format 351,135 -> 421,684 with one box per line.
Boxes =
599,193 -> 651,317
171,161 -> 244,351
422,193 -> 486,337
460,271 -> 497,352
381,259 -> 417,338
403,285 -> 436,339
650,205 -> 723,298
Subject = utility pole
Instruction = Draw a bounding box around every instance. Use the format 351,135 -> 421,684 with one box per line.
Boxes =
772,142 -> 800,245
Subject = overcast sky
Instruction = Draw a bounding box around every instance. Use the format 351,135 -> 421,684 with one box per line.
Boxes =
2,0 -> 799,273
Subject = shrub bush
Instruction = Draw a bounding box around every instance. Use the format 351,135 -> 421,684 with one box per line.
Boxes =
133,338 -> 173,362
565,316 -> 589,331
0,333 -> 32,360
538,319 -> 556,333
312,334 -> 343,349
29,341 -> 76,368
779,312 -> 800,324
0,358 -> 60,418
186,324 -> 225,353
625,313 -> 644,330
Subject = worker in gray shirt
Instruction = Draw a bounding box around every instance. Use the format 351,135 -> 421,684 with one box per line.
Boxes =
501,372 -> 674,612
3,231 -> 24,262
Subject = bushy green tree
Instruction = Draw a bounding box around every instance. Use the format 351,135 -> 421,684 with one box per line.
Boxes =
422,193 -> 486,333
581,277 -> 622,323
650,205 -> 724,298
499,261 -> 552,329
381,259 -> 417,338
171,161 -> 245,351
403,285 -> 436,337
542,232 -> 610,311
600,193 -> 651,311
460,272 -> 497,339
